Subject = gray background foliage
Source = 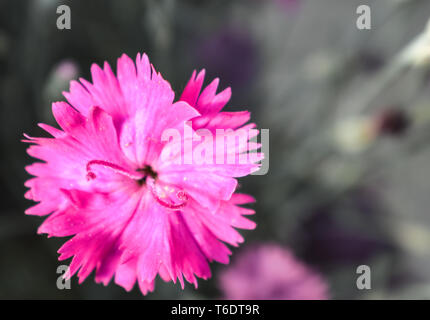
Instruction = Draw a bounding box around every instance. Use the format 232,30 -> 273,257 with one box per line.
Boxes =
1,0 -> 430,299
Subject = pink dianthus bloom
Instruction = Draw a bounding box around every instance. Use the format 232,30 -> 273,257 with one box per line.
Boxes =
24,53 -> 262,294
219,244 -> 329,300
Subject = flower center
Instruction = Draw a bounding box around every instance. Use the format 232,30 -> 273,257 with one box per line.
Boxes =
85,160 -> 188,211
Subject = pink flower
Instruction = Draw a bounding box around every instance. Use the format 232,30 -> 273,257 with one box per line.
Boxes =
180,69 -> 253,132
24,53 -> 262,294
219,244 -> 329,300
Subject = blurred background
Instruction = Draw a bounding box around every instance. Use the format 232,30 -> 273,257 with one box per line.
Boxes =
1,0 -> 430,299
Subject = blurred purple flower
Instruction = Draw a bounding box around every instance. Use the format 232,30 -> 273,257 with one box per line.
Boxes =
195,27 -> 258,91
219,244 -> 329,300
